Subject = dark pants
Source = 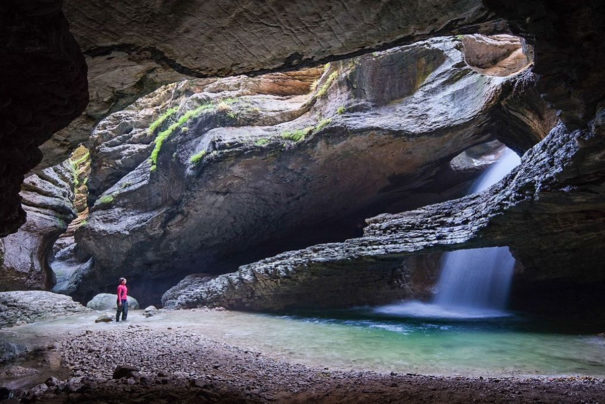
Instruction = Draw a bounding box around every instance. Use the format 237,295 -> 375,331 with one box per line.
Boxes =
116,299 -> 128,322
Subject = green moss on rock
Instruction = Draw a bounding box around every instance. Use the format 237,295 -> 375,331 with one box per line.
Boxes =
98,195 -> 114,205
189,150 -> 207,165
317,71 -> 338,98
281,126 -> 314,142
150,103 -> 215,171
148,108 -> 178,134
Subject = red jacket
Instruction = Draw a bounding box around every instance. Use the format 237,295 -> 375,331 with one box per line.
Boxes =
117,284 -> 128,302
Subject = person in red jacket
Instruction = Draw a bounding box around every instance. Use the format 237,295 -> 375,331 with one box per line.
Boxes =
116,277 -> 128,322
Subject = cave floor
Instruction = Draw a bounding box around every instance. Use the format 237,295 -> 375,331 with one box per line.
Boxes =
1,309 -> 604,403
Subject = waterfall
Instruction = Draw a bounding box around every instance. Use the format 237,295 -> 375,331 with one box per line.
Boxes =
375,148 -> 521,319
433,246 -> 515,311
468,148 -> 521,194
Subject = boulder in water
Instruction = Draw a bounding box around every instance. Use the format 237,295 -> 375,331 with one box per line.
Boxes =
86,293 -> 139,310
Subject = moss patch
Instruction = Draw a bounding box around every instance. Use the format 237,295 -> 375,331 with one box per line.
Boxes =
148,108 -> 178,134
150,103 -> 215,171
98,195 -> 114,205
317,71 -> 338,98
71,150 -> 90,167
69,147 -> 90,189
315,118 -> 332,132
255,138 -> 269,146
337,106 -> 346,115
189,150 -> 207,165
281,126 -> 314,142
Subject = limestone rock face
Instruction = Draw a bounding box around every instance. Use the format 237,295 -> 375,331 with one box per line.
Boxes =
461,34 -> 530,77
0,0 -> 88,236
64,0 -> 492,79
62,36 -> 552,305
160,274 -> 219,309
0,163 -> 76,291
484,0 -> 605,129
165,116 -> 605,311
86,293 -> 140,311
162,255 -> 442,310
0,291 -> 89,329
51,147 -> 92,295
38,0 -> 502,181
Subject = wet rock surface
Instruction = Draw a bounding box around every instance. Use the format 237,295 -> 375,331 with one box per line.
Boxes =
63,36 -> 551,306
0,291 -> 89,329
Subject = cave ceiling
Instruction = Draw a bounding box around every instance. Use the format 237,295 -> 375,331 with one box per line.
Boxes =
1,0 -> 604,248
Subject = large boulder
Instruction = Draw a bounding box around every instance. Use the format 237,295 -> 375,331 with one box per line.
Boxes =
61,36 -> 553,305
86,293 -> 139,311
0,291 -> 89,329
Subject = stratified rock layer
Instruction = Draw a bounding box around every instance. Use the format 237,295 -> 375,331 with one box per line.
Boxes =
64,36 -> 552,305
0,163 -> 76,291
163,114 -> 605,311
38,0 -> 506,180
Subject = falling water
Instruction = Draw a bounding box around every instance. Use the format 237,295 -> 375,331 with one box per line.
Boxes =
376,148 -> 521,319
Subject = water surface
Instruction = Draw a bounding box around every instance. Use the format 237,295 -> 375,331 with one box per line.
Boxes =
172,308 -> 605,378
3,308 -> 604,378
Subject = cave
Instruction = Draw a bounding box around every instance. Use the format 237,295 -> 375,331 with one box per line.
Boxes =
1,0 -> 605,402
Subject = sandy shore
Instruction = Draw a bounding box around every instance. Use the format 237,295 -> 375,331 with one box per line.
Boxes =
1,310 -> 604,403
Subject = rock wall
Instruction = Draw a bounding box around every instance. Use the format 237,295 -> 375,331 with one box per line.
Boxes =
157,1 -> 605,312
51,147 -> 92,294
0,0 -> 502,238
163,255 -> 443,310
3,0 -> 601,315
0,0 -> 87,236
0,163 -> 76,291
484,0 -> 605,129
55,36 -> 552,306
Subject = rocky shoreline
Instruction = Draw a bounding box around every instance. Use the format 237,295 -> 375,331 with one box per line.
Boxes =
1,310 -> 604,403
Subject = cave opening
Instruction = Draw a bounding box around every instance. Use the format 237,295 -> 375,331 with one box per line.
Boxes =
2,0 -> 605,400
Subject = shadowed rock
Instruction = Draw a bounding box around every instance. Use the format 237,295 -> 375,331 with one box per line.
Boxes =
0,0 -> 88,236
42,0 -> 503,169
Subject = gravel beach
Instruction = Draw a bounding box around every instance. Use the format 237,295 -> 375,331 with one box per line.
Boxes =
1,310 -> 604,403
